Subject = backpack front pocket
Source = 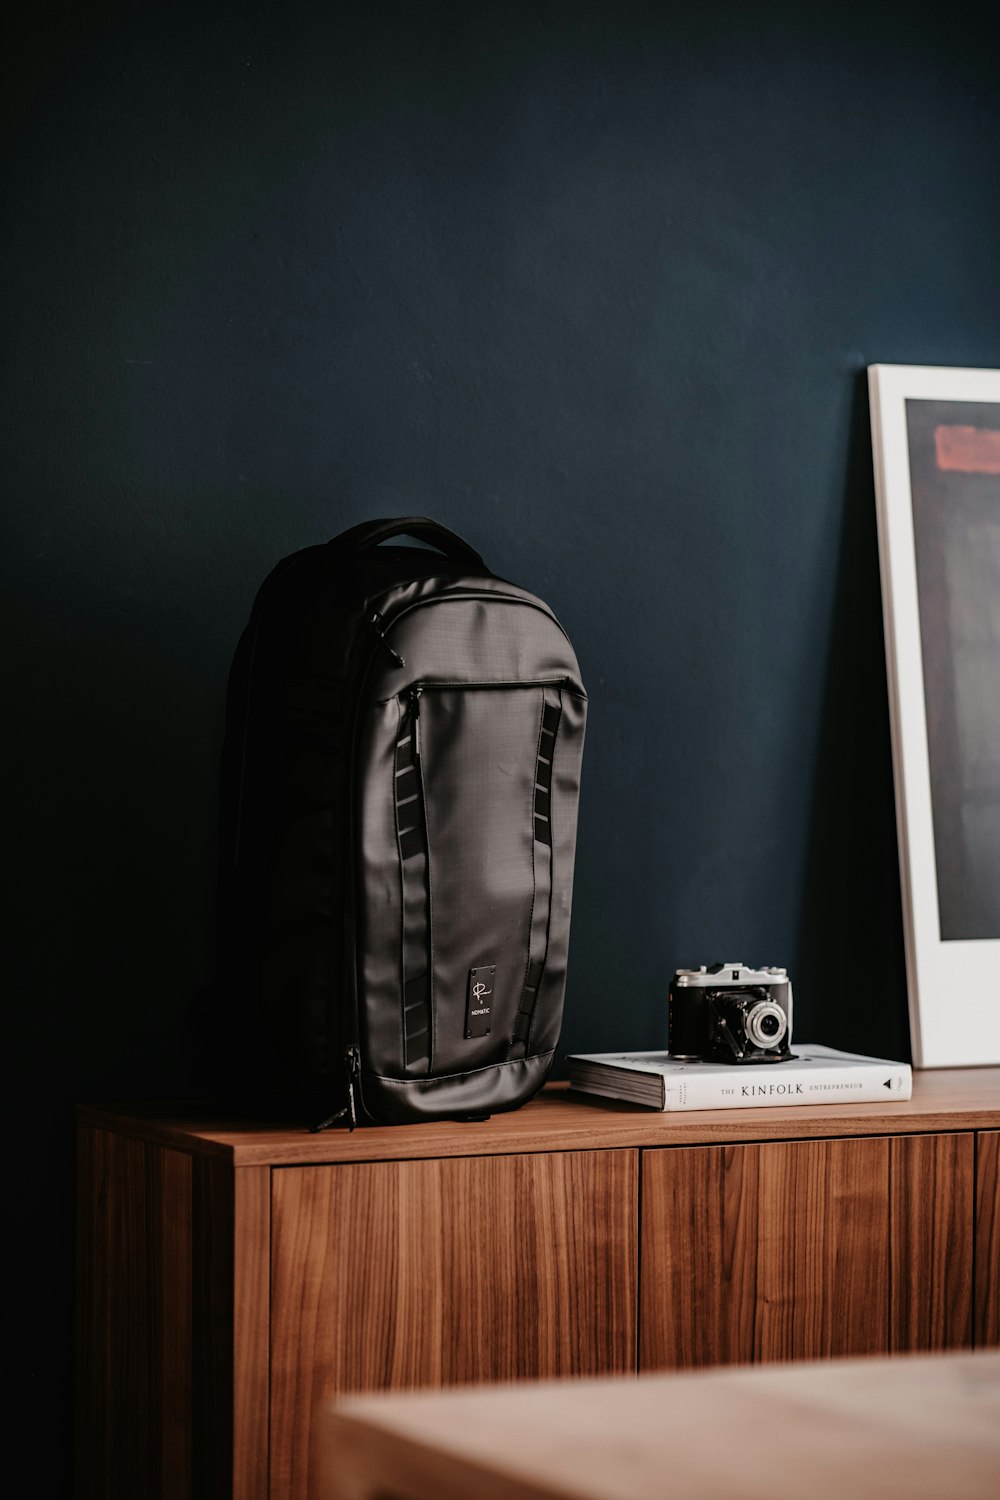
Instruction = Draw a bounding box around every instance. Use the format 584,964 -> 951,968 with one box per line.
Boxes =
358,679 -> 583,1081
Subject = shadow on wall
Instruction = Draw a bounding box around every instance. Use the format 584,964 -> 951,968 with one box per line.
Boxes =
794,371 -> 910,1062
5,582 -> 219,1102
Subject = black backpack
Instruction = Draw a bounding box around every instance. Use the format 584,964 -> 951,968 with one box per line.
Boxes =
203,517 -> 587,1127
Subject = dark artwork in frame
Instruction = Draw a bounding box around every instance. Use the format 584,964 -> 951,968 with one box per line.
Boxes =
904,398 -> 1000,942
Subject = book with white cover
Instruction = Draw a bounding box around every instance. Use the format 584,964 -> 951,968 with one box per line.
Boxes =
566,1043 -> 913,1111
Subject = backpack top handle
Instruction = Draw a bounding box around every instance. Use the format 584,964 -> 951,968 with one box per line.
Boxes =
328,516 -> 486,571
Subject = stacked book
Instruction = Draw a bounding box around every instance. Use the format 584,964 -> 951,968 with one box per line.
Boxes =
566,1043 -> 913,1111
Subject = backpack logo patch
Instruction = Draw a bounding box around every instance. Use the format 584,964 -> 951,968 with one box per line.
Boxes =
466,966 -> 495,1038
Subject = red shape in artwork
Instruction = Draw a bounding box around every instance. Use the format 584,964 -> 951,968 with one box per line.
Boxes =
934,424 -> 1000,474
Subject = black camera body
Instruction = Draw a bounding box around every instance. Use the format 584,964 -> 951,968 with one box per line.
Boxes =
668,962 -> 793,1065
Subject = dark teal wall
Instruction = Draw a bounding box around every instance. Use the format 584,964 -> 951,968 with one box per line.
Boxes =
4,1 -> 999,1476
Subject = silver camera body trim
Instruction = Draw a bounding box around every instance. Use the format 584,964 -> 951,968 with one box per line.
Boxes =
673,963 -> 792,1024
673,962 -> 788,987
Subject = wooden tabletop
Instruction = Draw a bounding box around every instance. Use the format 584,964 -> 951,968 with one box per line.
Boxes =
319,1350 -> 1000,1500
77,1068 -> 1000,1165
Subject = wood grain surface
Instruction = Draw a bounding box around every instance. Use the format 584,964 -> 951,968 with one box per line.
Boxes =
269,1149 -> 637,1500
75,1126 -> 192,1500
890,1132 -> 974,1351
640,1136 -> 891,1368
319,1350 -> 1000,1500
191,1159 -> 271,1500
232,1168 -> 271,1500
76,1067 -> 1000,1166
977,1131 -> 1000,1347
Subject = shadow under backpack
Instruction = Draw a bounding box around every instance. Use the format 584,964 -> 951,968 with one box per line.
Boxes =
204,517 -> 587,1127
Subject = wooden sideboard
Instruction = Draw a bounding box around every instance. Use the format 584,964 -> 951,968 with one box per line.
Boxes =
75,1072 -> 1000,1500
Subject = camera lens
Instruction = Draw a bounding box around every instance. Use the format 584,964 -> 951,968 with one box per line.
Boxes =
746,1000 -> 787,1049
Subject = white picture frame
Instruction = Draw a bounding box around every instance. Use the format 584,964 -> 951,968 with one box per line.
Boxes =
868,363 -> 1000,1067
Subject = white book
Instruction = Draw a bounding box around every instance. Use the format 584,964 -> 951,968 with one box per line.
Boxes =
566,1043 -> 913,1111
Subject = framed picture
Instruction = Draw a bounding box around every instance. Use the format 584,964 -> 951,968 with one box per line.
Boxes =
868,364 -> 1000,1067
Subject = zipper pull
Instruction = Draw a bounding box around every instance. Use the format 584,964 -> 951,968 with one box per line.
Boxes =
308,1045 -> 362,1132
410,688 -> 422,760
369,611 -> 405,668
345,1044 -> 361,1132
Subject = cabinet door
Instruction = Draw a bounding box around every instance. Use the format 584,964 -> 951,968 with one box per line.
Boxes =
889,1132 -> 973,1352
640,1137 -> 891,1369
977,1130 -> 1000,1347
270,1148 -> 637,1500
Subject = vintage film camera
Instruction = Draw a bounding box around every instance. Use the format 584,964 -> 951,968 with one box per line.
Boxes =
668,962 -> 793,1064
